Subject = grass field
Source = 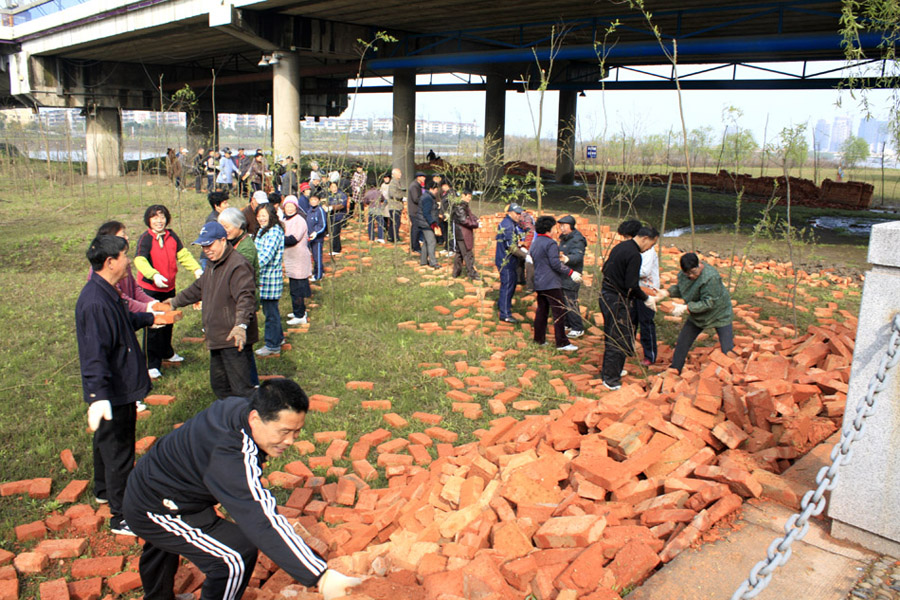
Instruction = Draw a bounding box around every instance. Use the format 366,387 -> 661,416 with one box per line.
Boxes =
0,169 -> 866,598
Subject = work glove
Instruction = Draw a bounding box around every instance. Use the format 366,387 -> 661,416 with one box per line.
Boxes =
644,295 -> 657,312
152,273 -> 168,288
560,254 -> 569,264
656,288 -> 669,300
227,325 -> 247,351
525,254 -> 534,265
87,400 -> 112,432
318,570 -> 363,600
570,271 -> 583,284
148,300 -> 173,313
194,268 -> 203,279
672,303 -> 689,317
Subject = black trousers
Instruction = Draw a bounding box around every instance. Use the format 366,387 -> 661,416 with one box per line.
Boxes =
144,288 -> 176,370
632,297 -> 658,363
409,216 -> 421,252
671,321 -> 734,372
93,402 -> 136,525
562,287 -> 585,331
452,236 -> 477,279
386,209 -> 402,242
600,290 -> 635,386
209,347 -> 255,400
123,505 -> 257,600
328,213 -> 346,253
534,288 -> 569,348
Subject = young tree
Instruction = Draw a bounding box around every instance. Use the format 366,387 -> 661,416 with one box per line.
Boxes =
840,135 -> 870,168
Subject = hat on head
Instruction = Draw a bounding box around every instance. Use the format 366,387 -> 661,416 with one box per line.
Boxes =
192,221 -> 227,246
252,190 -> 269,204
223,147 -> 232,154
283,195 -> 299,208
298,182 -> 310,192
415,171 -> 426,178
507,203 -> 524,214
558,215 -> 576,226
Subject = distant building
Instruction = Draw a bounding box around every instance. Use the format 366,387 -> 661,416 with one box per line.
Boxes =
857,118 -> 889,152
829,116 -> 852,152
814,119 -> 831,153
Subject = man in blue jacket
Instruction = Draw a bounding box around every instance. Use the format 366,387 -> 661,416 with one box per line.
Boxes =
123,379 -> 362,600
76,234 -> 157,536
495,203 -> 524,322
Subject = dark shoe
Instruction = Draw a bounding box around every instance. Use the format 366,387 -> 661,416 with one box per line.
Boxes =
602,380 -> 622,391
501,317 -> 517,323
110,519 -> 136,537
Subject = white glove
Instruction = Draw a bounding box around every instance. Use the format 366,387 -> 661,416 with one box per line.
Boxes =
194,268 -> 203,279
525,254 -> 533,265
152,273 -> 168,288
87,400 -> 112,432
644,295 -> 657,312
672,303 -> 689,317
570,271 -> 583,284
656,288 -> 669,300
318,570 -> 362,600
560,254 -> 569,264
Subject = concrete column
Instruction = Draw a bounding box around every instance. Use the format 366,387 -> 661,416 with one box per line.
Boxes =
188,109 -> 217,152
272,52 -> 301,160
484,75 -> 506,190
829,220 -> 900,556
391,69 -> 415,183
85,107 -> 122,179
555,90 -> 577,185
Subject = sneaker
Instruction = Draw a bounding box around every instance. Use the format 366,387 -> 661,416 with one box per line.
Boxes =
376,239 -> 386,244
641,358 -> 653,367
501,317 -> 517,323
602,380 -> 622,391
330,252 -> 342,257
286,315 -> 307,326
165,353 -> 184,363
148,368 -> 162,379
255,346 -> 281,357
310,276 -> 317,282
557,344 -> 579,352
110,520 -> 136,537
287,313 -> 295,319
94,496 -> 108,504
135,401 -> 148,412
568,330 -> 584,338
621,369 -> 628,377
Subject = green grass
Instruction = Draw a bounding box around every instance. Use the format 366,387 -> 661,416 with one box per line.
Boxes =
0,167 -> 864,598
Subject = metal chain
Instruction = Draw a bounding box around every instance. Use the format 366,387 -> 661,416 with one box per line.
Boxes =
731,313 -> 900,600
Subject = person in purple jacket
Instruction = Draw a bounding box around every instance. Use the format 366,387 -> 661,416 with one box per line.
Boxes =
527,215 -> 582,351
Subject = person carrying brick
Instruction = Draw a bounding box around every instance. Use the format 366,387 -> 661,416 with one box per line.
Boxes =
77,234 -> 163,536
123,379 -> 362,600
656,252 -> 734,373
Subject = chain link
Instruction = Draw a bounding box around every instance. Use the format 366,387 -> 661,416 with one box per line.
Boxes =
731,313 -> 900,600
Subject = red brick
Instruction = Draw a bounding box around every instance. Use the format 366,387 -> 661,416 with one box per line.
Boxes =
0,480 -> 32,496
359,428 -> 393,445
39,578 -> 70,600
534,515 -> 607,548
361,400 -> 391,410
422,367 -> 449,377
608,539 -> 660,589
352,460 -> 378,481
345,381 -> 374,391
71,556 -> 124,579
15,520 -> 47,542
144,394 -> 175,406
266,471 -> 303,488
383,413 -> 409,428
335,478 -> 356,506
411,412 -> 443,426
712,420 -> 750,449
694,465 -> 763,498
33,538 -> 87,559
0,580 -> 17,600
377,453 -> 413,467
555,542 -> 616,593
348,441 -> 371,460
571,454 -> 632,491
500,554 -> 538,591
283,460 -> 313,479
135,436 -> 157,455
29,477 -> 52,499
71,515 -> 103,534
640,508 -> 697,527
13,552 -> 48,574
107,571 -> 142,594
44,514 -> 70,532
325,438 -> 349,460
60,449 -> 79,473
446,389 -> 474,403
408,444 -> 432,466
659,524 -> 703,562
424,427 -> 458,443
67,578 -> 102,600
56,479 -> 90,504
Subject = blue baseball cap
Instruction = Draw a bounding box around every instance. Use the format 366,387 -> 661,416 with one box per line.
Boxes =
193,221 -> 227,246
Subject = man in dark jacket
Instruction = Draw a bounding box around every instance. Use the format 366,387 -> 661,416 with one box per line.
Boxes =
529,215 -> 581,350
599,225 -> 658,390
164,222 -> 258,399
407,171 -> 426,252
192,147 -> 206,193
123,379 -> 362,600
558,215 -> 587,337
451,189 -> 479,280
76,234 -> 156,536
415,180 -> 440,268
495,203 -> 523,322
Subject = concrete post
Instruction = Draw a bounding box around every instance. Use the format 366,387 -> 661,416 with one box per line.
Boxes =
85,107 -> 123,179
555,90 -> 577,185
272,52 -> 301,160
392,69 -> 416,183
829,220 -> 900,556
484,75 -> 506,191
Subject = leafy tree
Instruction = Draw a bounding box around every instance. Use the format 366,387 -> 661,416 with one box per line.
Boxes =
840,135 -> 870,168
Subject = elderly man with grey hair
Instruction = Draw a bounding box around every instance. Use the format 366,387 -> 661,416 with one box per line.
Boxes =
386,167 -> 405,243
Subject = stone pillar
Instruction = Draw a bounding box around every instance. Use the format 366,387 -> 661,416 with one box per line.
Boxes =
555,90 -> 577,185
829,220 -> 900,556
188,109 -> 218,152
272,52 -> 301,160
484,75 -> 506,191
391,69 -> 415,183
85,107 -> 123,179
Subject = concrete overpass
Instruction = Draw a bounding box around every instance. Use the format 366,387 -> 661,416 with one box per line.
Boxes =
0,0 -> 882,179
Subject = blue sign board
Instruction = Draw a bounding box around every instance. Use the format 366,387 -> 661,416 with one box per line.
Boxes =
586,146 -> 597,159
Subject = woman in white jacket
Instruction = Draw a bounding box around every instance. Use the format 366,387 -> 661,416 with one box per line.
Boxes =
281,195 -> 312,326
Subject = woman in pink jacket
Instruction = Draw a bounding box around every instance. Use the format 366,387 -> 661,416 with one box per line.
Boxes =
281,195 -> 312,326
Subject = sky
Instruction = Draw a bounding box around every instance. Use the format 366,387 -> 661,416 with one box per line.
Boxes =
344,62 -> 897,146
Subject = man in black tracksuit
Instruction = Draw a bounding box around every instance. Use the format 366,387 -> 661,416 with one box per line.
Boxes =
123,379 -> 361,600
600,227 -> 657,389
557,215 -> 587,336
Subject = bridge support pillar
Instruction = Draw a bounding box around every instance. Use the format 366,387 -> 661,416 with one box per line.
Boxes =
86,107 -> 123,179
273,52 -> 301,161
392,69 -> 415,181
555,90 -> 577,185
484,75 -> 506,191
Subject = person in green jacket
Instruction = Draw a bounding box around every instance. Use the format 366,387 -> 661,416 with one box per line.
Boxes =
658,252 -> 734,372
